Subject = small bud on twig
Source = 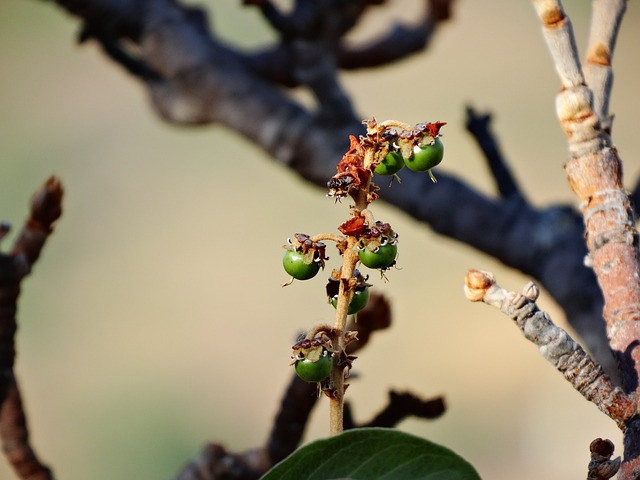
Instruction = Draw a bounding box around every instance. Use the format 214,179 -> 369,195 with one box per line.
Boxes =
587,438 -> 621,480
463,269 -> 495,302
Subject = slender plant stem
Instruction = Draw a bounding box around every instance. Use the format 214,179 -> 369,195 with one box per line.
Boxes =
328,236 -> 359,435
329,149 -> 375,435
380,119 -> 413,131
311,233 -> 344,244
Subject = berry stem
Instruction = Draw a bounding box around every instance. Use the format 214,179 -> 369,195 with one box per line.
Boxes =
328,234 -> 360,435
379,119 -> 413,132
310,233 -> 346,245
329,162 -> 372,436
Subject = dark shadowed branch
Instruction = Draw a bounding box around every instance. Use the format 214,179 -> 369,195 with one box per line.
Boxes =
0,177 -> 62,480
464,106 -> 522,200
43,0 -> 614,380
174,293 -> 443,479
344,391 -> 445,429
8,0 -> 635,477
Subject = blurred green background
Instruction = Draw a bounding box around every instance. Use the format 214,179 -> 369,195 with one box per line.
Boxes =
1,1 -> 639,479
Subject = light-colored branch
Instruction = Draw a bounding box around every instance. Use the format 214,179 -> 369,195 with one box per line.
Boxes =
584,0 -> 627,133
532,0 -> 640,400
531,0 -> 604,156
531,0 -> 585,90
533,3 -> 640,476
464,269 -> 637,429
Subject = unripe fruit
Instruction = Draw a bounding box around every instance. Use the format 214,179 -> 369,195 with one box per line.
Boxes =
358,242 -> 397,270
405,137 -> 444,172
375,151 -> 405,176
294,351 -> 333,382
283,250 -> 320,280
331,286 -> 370,315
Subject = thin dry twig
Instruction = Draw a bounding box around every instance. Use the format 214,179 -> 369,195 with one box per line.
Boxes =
584,0 -> 627,133
464,269 -> 637,430
464,106 -> 522,200
0,177 -> 62,480
0,380 -> 54,480
344,390 -> 445,429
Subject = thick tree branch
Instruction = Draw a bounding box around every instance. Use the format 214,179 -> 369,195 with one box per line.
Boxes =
45,0 -> 617,381
532,0 -> 640,392
532,3 -> 640,476
337,0 -> 453,70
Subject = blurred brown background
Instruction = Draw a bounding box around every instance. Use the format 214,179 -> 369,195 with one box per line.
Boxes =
1,1 -> 639,479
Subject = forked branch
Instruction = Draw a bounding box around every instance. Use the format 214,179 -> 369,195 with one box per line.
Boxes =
531,1 -> 640,400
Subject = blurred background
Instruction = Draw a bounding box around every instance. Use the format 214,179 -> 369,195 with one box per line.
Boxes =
0,1 -> 638,479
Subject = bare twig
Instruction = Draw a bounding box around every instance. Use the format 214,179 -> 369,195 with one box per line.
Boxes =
0,177 -> 62,480
345,391 -> 445,429
531,0 -> 607,151
464,106 -> 523,200
337,0 -> 454,70
243,0 -> 453,81
584,0 -> 627,133
0,380 -> 54,480
464,269 -> 637,430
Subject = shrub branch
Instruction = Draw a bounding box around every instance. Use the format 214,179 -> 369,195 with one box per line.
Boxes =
0,177 -> 62,480
464,269 -> 637,430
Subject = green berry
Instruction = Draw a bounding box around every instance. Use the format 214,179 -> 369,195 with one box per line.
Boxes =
294,351 -> 333,382
331,286 -> 370,315
358,242 -> 397,270
375,150 -> 405,176
283,249 -> 320,280
405,137 -> 444,172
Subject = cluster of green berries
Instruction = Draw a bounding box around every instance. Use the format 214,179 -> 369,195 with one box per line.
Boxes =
283,225 -> 397,383
283,224 -> 398,283
285,120 -> 445,384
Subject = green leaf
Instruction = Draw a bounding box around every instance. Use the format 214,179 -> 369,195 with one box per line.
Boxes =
261,427 -> 481,480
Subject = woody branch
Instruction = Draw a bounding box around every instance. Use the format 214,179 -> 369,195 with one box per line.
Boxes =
0,177 -> 63,480
465,269 -> 637,430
